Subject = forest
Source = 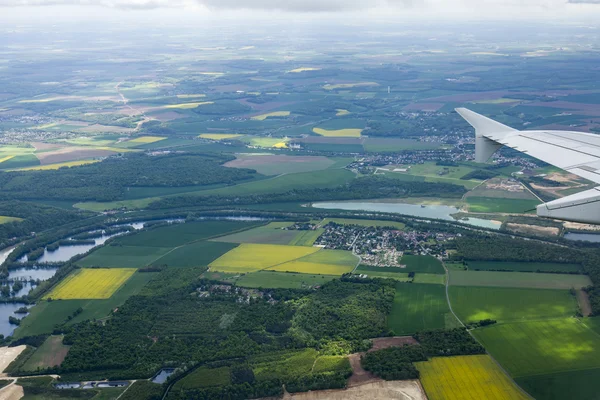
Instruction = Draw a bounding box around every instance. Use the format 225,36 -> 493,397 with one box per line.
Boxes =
0,152 -> 258,202
149,175 -> 467,209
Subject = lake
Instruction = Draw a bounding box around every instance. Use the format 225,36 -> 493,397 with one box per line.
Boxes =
152,368 -> 175,384
311,201 -> 502,230
0,303 -> 29,337
564,232 -> 600,243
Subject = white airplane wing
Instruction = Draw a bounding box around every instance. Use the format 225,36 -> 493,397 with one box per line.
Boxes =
456,107 -> 600,224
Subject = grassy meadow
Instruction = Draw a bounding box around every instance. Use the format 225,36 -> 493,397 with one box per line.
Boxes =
388,283 -> 456,334
449,286 -> 577,323
473,318 -> 600,377
448,270 -> 592,290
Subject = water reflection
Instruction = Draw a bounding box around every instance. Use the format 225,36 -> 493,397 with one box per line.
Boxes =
312,201 -> 501,230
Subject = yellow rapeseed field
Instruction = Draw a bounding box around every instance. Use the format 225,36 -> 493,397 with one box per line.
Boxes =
199,133 -> 244,140
16,160 -> 100,171
165,101 -> 214,109
272,142 -> 288,149
0,155 -> 15,164
312,128 -> 362,138
44,268 -> 136,300
335,109 -> 350,116
127,136 -> 167,144
209,244 -> 319,273
416,355 -> 529,400
251,111 -> 290,121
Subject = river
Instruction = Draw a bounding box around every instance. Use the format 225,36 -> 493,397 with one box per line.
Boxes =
311,201 -> 502,230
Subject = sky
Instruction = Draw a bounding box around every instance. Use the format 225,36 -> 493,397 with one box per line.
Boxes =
1,0 -> 600,23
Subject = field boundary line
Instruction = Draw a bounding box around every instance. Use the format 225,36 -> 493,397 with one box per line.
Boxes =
442,260 -> 534,400
144,221 -> 269,267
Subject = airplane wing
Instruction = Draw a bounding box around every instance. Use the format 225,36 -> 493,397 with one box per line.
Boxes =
456,107 -> 600,224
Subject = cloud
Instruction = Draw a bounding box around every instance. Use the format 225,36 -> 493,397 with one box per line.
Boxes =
0,0 -> 598,13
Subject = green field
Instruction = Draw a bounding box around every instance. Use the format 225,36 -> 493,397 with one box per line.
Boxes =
14,272 -> 156,338
0,216 -> 22,224
466,261 -> 583,273
267,248 -> 358,275
395,162 -> 481,189
212,222 -> 298,245
449,286 -> 577,323
321,218 -> 406,229
194,168 -> 355,197
22,335 -> 70,371
400,255 -> 445,274
151,241 -> 238,268
448,270 -> 592,289
363,138 -> 441,152
473,318 -> 600,377
116,221 -> 259,247
287,229 -> 324,246
227,154 -> 336,175
173,366 -> 231,390
235,271 -> 337,289
413,274 -> 446,285
387,283 -> 457,334
516,367 -> 600,400
77,245 -> 171,268
466,197 -> 540,213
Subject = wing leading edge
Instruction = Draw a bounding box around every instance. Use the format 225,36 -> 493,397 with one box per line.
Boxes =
456,107 -> 600,224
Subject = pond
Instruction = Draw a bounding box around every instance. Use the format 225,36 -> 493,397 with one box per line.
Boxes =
311,201 -> 502,230
152,368 -> 176,384
564,232 -> 600,243
0,302 -> 30,337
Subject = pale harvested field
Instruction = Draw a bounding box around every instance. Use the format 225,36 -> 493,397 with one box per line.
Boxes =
31,142 -> 65,151
224,155 -> 334,169
77,124 -> 134,134
506,223 -> 560,236
0,383 -> 23,400
0,346 -> 26,375
36,148 -> 116,164
564,221 -> 600,231
369,336 -> 418,351
282,381 -> 426,400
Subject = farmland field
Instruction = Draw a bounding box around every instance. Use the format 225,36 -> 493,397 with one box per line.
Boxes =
14,271 -> 156,338
416,355 -> 529,400
448,270 -> 592,289
400,255 -> 445,274
224,154 -> 335,175
449,286 -> 577,323
312,127 -> 362,137
287,229 -> 324,246
165,101 -> 213,109
151,241 -> 238,268
363,138 -> 441,152
77,245 -> 171,268
0,216 -> 22,224
44,268 -> 136,300
126,136 -> 166,144
173,366 -> 231,390
516,367 -> 600,400
268,249 -> 358,275
199,133 -> 244,140
466,196 -> 540,213
466,261 -> 583,274
235,271 -> 337,289
14,159 -> 100,171
413,274 -> 446,284
473,318 -> 600,377
209,243 -> 319,273
251,111 -> 290,120
251,348 -> 318,381
21,335 -> 69,371
212,222 -> 298,245
387,283 -> 456,334
356,269 -> 412,281
116,221 -> 260,247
